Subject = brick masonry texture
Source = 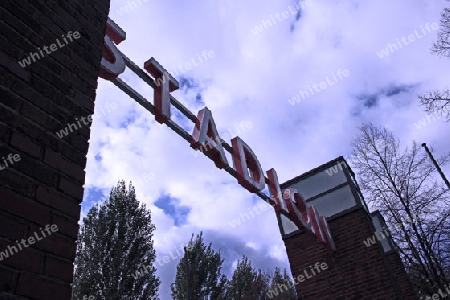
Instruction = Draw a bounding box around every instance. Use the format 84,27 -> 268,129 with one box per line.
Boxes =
0,0 -> 110,299
283,208 -> 418,299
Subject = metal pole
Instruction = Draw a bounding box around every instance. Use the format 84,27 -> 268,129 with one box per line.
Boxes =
422,143 -> 450,190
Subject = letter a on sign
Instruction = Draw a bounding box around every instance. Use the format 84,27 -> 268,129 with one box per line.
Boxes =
100,18 -> 126,80
191,107 -> 228,169
231,137 -> 265,193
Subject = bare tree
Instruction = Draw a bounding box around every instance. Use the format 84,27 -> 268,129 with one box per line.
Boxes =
419,90 -> 450,122
419,7 -> 450,121
350,123 -> 450,296
431,7 -> 450,57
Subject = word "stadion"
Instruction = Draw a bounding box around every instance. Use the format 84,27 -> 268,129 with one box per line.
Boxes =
99,18 -> 335,251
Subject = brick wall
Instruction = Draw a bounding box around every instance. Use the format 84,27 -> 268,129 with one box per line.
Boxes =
386,252 -> 417,299
283,208 -> 418,299
0,1 -> 110,299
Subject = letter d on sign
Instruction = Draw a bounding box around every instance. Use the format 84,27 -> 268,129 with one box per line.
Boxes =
231,137 -> 265,193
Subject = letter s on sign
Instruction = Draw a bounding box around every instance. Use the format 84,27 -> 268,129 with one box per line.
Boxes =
100,18 -> 126,80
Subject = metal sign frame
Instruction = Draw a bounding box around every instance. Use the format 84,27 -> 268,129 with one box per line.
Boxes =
98,18 -> 335,251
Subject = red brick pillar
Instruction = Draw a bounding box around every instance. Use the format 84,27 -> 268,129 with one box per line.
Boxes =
279,158 -> 418,299
283,208 -> 416,299
0,1 -> 110,299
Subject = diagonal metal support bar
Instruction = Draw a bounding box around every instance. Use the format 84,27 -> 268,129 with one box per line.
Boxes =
111,55 -> 286,215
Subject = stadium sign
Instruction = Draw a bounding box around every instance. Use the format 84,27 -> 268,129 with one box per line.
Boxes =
99,18 -> 335,251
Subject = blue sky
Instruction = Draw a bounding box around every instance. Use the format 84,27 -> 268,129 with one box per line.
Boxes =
82,0 -> 450,298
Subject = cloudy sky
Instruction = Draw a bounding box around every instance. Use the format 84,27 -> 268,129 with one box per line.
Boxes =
83,0 -> 450,298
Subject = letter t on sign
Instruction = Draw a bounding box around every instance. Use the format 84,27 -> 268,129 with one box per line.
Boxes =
144,58 -> 179,124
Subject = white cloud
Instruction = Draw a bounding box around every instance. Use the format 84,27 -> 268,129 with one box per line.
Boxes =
81,0 -> 450,298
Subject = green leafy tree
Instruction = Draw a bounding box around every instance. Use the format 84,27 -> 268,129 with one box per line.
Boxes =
225,255 -> 271,299
265,268 -> 296,300
171,232 -> 228,300
72,181 -> 160,300
280,269 -> 297,300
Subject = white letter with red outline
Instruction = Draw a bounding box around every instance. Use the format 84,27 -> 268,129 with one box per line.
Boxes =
99,18 -> 126,80
191,107 -> 228,169
282,189 -> 336,251
309,206 -> 326,243
266,168 -> 288,213
319,216 -> 335,251
283,188 -> 312,232
231,137 -> 265,193
144,58 -> 179,124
